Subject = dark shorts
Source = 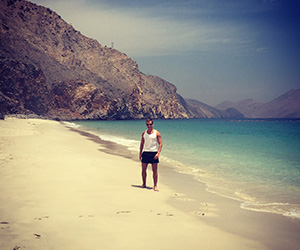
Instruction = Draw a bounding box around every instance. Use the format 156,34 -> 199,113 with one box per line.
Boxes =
141,152 -> 159,164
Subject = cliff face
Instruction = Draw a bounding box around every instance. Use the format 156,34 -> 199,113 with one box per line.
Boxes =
0,0 -> 241,120
0,0 -> 193,120
0,57 -> 49,116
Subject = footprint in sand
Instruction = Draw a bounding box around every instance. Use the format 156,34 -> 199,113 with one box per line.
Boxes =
116,211 -> 131,214
34,216 -> 49,220
166,212 -> 174,216
0,221 -> 10,230
79,215 -> 95,218
174,193 -> 195,202
34,234 -> 41,239
195,203 -> 218,217
155,212 -> 174,216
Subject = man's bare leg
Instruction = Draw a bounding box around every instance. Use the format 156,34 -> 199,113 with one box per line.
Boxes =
142,163 -> 148,188
152,163 -> 158,191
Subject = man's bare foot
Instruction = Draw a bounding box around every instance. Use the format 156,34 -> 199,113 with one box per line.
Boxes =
154,186 -> 159,191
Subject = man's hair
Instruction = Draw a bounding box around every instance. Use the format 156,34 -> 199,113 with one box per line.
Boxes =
146,118 -> 153,124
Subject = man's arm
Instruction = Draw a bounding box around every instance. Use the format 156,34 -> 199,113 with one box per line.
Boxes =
155,131 -> 162,159
139,132 -> 145,161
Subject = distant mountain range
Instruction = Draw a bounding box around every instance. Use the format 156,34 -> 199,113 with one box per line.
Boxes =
183,98 -> 244,118
0,0 -> 298,120
215,89 -> 300,119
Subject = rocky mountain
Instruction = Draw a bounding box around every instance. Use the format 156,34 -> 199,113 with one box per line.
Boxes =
215,99 -> 263,117
185,99 -> 244,118
215,89 -> 300,118
0,0 -> 243,120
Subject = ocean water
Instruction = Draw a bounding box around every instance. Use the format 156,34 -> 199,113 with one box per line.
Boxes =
65,119 -> 300,218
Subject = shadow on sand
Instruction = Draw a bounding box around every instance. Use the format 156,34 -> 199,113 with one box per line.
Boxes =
131,185 -> 153,190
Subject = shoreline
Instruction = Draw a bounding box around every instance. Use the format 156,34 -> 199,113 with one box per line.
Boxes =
0,118 -> 299,250
66,120 -> 300,219
66,121 -> 300,250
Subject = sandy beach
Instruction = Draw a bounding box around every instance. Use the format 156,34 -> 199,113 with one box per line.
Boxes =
0,118 -> 299,250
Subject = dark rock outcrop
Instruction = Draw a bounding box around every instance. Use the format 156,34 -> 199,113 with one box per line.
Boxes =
0,57 -> 49,116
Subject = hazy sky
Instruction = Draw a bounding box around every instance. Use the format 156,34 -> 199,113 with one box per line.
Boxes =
32,0 -> 300,106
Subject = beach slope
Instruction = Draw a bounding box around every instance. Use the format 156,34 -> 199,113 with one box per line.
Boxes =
0,118 -> 273,250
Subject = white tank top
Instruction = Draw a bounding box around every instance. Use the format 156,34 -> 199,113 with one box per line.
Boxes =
143,129 -> 159,152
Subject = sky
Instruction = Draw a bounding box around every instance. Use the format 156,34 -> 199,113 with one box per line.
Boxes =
32,0 -> 300,106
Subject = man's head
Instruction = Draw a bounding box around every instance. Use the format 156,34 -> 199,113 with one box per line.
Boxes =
146,118 -> 153,127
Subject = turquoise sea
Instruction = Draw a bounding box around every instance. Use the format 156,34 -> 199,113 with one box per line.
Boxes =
65,119 -> 300,218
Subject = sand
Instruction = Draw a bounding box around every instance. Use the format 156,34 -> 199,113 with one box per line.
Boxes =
0,118 -> 299,250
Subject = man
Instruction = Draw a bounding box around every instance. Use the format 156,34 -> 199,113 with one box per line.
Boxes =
139,118 -> 162,191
